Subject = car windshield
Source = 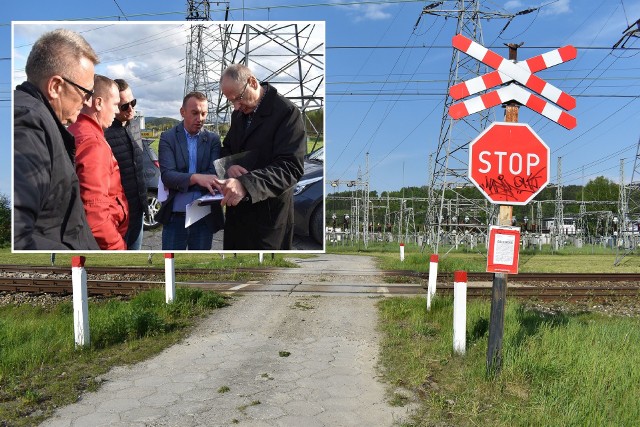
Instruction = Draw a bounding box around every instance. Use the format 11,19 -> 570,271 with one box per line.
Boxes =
307,147 -> 324,163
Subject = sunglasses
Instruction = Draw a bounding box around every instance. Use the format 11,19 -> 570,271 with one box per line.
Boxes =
119,99 -> 137,111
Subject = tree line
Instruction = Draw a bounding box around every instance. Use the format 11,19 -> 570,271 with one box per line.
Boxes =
325,176 -> 634,229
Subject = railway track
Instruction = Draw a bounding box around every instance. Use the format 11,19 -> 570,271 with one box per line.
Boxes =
1,266 -> 639,301
2,264 -> 640,282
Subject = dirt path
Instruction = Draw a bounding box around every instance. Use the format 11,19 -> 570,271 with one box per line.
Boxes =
41,254 -> 412,427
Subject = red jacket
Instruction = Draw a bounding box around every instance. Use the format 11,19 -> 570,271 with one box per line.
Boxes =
69,114 -> 129,250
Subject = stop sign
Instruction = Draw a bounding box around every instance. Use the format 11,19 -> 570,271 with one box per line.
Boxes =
468,122 -> 549,205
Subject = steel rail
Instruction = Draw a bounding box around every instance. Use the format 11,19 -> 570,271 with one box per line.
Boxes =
2,265 -> 640,282
1,276 -> 639,300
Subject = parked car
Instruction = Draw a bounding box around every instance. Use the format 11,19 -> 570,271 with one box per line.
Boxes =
141,138 -> 161,230
294,147 -> 324,245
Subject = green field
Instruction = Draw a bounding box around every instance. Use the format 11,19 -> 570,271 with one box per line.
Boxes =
326,240 -> 640,273
378,296 -> 640,426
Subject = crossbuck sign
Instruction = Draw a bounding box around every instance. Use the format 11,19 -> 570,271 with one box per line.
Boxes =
448,34 -> 577,130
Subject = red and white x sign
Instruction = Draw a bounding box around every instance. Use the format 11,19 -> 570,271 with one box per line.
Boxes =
448,34 -> 577,129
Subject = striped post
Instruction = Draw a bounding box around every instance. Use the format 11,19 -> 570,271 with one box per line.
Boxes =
72,256 -> 89,347
165,253 -> 175,303
399,243 -> 405,262
427,254 -> 439,310
453,270 -> 468,355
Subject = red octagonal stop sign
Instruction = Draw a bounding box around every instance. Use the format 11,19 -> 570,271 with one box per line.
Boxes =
468,122 -> 549,205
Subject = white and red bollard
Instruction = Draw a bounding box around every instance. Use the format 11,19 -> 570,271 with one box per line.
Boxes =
427,254 -> 439,310
72,256 -> 89,347
400,243 -> 405,262
165,253 -> 175,303
453,270 -> 467,355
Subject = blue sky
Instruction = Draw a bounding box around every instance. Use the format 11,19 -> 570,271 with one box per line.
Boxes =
2,0 -> 640,199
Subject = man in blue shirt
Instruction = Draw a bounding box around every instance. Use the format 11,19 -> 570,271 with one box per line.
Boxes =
157,91 -> 224,250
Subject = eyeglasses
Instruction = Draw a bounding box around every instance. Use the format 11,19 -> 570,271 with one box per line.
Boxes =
61,76 -> 94,100
227,81 -> 249,104
119,99 -> 137,111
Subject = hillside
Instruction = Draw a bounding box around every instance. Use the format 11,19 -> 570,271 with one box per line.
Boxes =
145,116 -> 180,128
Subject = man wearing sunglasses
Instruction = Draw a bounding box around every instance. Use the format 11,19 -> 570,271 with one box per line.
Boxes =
105,79 -> 147,250
69,75 -> 129,250
14,28 -> 100,250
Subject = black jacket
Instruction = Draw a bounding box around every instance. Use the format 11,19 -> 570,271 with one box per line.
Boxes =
105,119 -> 147,247
13,81 -> 99,250
221,83 -> 306,250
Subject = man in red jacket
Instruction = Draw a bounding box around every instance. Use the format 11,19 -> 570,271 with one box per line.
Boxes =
68,75 -> 129,250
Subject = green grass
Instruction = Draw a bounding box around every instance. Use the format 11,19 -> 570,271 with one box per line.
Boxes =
0,287 -> 229,426
0,248 -> 301,269
326,242 -> 640,273
378,296 -> 640,426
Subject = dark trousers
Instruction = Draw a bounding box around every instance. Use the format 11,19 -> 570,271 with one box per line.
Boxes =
162,213 -> 213,250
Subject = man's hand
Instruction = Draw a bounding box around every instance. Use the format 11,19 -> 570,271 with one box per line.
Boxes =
227,164 -> 249,178
212,177 -> 248,207
190,173 -> 219,194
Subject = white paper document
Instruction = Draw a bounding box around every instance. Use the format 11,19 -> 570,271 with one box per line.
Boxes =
157,176 -> 168,202
184,192 -> 223,228
492,234 -> 516,265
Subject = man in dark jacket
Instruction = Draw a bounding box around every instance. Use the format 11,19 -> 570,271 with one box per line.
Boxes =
14,28 -> 100,250
215,64 -> 306,250
105,79 -> 147,250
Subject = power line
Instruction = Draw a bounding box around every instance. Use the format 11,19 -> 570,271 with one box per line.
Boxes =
112,0 -> 128,21
327,45 -> 640,50
0,0 -> 428,25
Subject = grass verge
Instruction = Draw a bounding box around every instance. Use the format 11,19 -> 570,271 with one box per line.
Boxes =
0,248 -> 302,269
377,296 -> 640,426
327,242 -> 640,273
0,287 -> 229,426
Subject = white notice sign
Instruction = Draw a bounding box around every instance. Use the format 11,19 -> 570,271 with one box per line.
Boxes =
493,234 -> 516,265
487,225 -> 521,274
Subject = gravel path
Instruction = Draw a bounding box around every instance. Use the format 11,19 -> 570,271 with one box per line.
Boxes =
41,254 -> 412,427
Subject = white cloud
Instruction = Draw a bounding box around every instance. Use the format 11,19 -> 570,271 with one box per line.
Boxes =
105,61 -> 139,81
332,1 -> 393,22
504,1 -> 525,10
539,0 -> 571,17
359,4 -> 393,21
502,0 -> 571,16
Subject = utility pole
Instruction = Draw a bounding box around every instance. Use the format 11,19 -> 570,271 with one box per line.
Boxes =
363,153 -> 370,248
554,157 -> 564,251
615,158 -> 630,265
486,41 -> 519,377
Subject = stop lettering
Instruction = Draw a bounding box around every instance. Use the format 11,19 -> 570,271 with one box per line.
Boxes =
477,151 -> 540,176
468,122 -> 550,205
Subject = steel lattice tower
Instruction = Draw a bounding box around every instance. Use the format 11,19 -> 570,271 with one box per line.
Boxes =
184,1 -> 230,129
419,1 -> 525,252
183,2 -> 324,133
